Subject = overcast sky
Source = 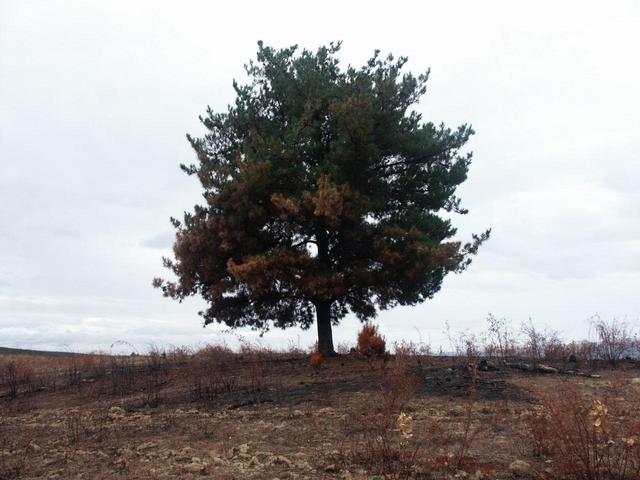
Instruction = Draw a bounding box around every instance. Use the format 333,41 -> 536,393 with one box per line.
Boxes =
1,1 -> 639,354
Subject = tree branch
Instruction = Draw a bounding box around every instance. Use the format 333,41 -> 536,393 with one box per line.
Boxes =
370,146 -> 456,171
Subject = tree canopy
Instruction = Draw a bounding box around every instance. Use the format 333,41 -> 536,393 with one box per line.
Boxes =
154,41 -> 490,355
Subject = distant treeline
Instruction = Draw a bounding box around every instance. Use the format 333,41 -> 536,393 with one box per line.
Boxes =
0,346 -> 78,357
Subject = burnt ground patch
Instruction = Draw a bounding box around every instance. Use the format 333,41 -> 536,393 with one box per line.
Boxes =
415,364 -> 532,402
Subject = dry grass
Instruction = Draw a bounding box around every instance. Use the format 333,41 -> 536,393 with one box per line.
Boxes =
1,321 -> 638,479
526,376 -> 640,479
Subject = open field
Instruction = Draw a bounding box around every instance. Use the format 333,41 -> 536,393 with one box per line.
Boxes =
1,342 -> 639,480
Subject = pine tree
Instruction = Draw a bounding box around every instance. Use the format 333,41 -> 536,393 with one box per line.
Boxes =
154,42 -> 490,355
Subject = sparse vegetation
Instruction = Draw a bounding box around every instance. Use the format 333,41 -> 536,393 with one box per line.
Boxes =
0,317 -> 638,479
526,378 -> 640,479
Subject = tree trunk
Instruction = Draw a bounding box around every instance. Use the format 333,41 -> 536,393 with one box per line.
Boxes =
314,227 -> 335,356
315,301 -> 335,356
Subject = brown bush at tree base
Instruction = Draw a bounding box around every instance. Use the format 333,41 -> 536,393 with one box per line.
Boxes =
357,323 -> 386,357
310,352 -> 323,368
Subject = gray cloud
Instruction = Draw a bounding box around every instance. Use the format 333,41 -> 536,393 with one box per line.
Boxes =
1,0 -> 638,352
141,231 -> 175,250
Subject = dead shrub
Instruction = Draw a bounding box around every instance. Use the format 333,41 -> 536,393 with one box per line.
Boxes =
394,340 -> 431,358
3,361 -> 19,398
485,313 -> 517,360
284,339 -> 307,356
65,409 -> 84,446
357,322 -> 386,357
444,321 -> 481,365
143,348 -> 170,406
526,379 -> 640,479
0,420 -> 25,480
66,354 -> 82,388
380,352 -> 416,412
335,341 -> 353,355
421,363 -> 484,473
592,317 -> 637,365
245,356 -> 269,394
81,353 -> 109,380
542,331 -> 570,362
2,360 -> 35,399
190,346 -> 238,401
85,411 -> 112,444
108,356 -> 138,396
449,363 -> 482,468
520,320 -> 565,367
570,340 -> 598,365
345,354 -> 419,478
310,352 -> 323,368
165,345 -> 192,364
345,354 -> 485,478
347,409 -> 421,479
394,340 -> 432,376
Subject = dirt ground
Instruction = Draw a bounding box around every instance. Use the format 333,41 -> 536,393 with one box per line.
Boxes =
1,352 -> 639,479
